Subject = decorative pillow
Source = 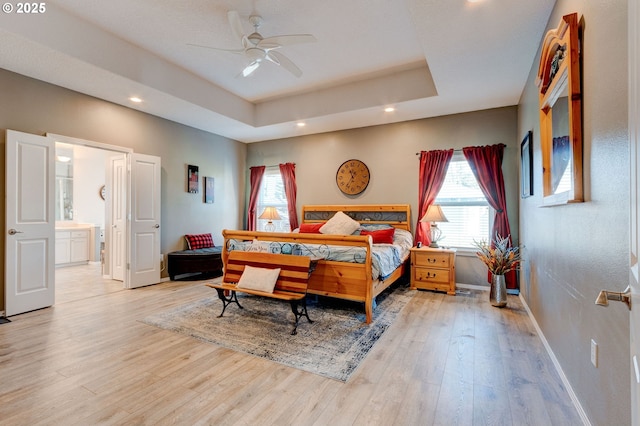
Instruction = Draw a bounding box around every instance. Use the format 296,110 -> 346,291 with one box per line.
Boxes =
299,223 -> 324,233
185,233 -> 214,250
236,265 -> 281,293
360,227 -> 396,244
320,211 -> 360,235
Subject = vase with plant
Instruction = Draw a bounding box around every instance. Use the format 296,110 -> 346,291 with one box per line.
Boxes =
474,234 -> 522,307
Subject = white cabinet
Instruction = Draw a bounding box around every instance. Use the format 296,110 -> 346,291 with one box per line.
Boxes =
55,232 -> 71,264
56,229 -> 89,266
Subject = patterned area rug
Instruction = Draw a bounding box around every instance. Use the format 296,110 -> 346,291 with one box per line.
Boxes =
142,281 -> 413,382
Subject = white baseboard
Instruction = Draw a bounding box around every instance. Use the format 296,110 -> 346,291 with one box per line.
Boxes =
518,293 -> 591,426
456,283 -> 490,291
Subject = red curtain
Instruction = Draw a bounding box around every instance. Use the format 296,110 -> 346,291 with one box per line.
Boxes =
416,149 -> 454,245
247,166 -> 265,231
462,143 -> 516,289
279,163 -> 299,231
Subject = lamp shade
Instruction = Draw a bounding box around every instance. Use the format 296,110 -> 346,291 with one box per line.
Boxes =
258,206 -> 281,221
420,204 -> 448,223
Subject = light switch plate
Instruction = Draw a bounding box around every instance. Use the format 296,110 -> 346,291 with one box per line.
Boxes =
591,339 -> 598,367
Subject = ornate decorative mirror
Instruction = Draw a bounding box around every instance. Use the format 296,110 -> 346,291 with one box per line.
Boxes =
536,13 -> 583,206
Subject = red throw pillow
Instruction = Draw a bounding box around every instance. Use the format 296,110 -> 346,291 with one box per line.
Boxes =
299,223 -> 324,233
185,233 -> 214,250
360,228 -> 395,244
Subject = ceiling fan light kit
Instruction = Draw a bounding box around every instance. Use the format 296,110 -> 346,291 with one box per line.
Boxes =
190,10 -> 316,78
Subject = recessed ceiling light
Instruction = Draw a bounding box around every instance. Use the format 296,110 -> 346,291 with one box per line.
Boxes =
129,96 -> 143,103
467,0 -> 482,2
296,122 -> 306,127
384,107 -> 395,112
56,155 -> 71,163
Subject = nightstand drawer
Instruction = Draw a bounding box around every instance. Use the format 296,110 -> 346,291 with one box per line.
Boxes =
414,267 -> 450,284
413,251 -> 450,268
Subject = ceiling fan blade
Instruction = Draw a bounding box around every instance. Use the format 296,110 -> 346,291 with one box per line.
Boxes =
240,61 -> 261,77
268,51 -> 303,78
187,43 -> 244,54
259,34 -> 316,48
227,11 -> 245,43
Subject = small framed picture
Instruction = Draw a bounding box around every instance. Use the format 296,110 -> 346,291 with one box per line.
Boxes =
187,164 -> 199,193
204,177 -> 214,203
521,131 -> 533,198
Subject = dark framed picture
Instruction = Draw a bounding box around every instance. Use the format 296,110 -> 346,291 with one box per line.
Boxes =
187,164 -> 199,193
204,176 -> 214,203
521,131 -> 533,198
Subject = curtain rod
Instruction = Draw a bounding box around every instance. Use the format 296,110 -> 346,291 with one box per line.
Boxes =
415,149 -> 463,155
262,163 -> 296,168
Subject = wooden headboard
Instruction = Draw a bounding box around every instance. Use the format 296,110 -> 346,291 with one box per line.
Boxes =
301,204 -> 412,232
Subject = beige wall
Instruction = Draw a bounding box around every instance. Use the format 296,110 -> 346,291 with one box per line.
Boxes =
0,68 -> 247,310
518,0 -> 630,424
247,106 -> 519,286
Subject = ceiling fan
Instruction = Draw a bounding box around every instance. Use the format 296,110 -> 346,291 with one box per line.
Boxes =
189,11 -> 316,78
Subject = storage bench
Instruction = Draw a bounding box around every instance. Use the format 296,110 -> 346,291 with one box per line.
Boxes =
168,246 -> 223,280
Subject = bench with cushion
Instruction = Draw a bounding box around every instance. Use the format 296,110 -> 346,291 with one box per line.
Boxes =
168,233 -> 222,280
206,251 -> 313,335
168,246 -> 223,280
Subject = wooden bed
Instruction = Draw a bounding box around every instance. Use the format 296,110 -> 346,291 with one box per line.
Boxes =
221,204 -> 412,323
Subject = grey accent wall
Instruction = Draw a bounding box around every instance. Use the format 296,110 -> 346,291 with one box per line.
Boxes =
247,106 -> 519,287
518,0 -> 630,424
0,68 -> 246,310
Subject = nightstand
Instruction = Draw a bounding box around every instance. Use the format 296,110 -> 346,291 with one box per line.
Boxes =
410,247 -> 456,295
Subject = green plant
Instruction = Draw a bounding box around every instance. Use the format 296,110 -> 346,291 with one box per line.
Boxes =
474,235 -> 522,275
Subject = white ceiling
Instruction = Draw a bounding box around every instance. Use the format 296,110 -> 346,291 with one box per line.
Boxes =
0,0 -> 555,143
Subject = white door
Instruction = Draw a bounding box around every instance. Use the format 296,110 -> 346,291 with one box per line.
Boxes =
630,0 -> 640,422
108,154 -> 126,281
5,130 -> 54,316
127,153 -> 161,288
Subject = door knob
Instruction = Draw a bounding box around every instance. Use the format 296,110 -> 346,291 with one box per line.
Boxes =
7,229 -> 23,235
595,286 -> 631,310
154,224 -> 160,228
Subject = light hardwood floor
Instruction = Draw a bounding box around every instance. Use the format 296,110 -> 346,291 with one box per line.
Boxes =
0,264 -> 583,425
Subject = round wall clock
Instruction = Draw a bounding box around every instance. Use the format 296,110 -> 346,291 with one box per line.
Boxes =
99,185 -> 106,200
336,159 -> 370,195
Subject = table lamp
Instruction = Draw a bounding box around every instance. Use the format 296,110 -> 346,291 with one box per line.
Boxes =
420,204 -> 448,248
259,206 -> 281,232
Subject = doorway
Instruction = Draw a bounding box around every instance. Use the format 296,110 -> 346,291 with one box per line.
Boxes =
52,136 -> 129,304
6,130 -> 162,317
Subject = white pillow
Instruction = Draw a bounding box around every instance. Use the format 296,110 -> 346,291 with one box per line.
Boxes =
320,211 -> 360,235
236,265 -> 281,293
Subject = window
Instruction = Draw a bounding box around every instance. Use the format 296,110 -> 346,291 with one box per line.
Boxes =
256,168 -> 290,232
435,154 -> 492,249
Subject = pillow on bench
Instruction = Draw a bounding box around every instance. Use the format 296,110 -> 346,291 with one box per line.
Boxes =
185,233 -> 214,250
236,265 -> 281,293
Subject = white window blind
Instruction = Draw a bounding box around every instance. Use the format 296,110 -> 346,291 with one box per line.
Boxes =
435,156 -> 491,248
256,168 -> 290,232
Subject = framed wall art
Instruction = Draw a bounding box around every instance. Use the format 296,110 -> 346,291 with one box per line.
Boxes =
521,131 -> 533,198
204,176 -> 214,203
187,164 -> 199,193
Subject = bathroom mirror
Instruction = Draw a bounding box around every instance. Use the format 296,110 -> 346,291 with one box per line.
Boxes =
537,13 -> 583,206
55,144 -> 74,221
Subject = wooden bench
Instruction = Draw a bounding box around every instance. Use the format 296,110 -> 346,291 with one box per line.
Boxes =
205,251 -> 313,335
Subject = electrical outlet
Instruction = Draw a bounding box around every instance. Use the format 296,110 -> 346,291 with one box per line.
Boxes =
591,339 -> 598,367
